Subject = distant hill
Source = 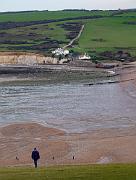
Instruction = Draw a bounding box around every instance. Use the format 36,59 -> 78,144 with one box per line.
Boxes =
0,9 -> 135,60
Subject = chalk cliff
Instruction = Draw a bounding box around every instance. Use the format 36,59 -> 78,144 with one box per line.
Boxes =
0,52 -> 59,65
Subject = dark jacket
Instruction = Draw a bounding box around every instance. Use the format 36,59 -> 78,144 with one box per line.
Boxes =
31,150 -> 40,161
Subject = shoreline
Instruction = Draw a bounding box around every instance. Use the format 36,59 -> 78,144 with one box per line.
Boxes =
0,61 -> 135,80
0,62 -> 136,87
1,122 -> 136,167
0,61 -> 136,167
0,64 -> 113,86
0,64 -> 107,74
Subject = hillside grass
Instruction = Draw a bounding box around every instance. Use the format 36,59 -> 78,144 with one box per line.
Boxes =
0,20 -> 69,53
77,16 -> 136,56
0,10 -> 135,57
6,22 -> 67,42
116,11 -> 136,17
0,10 -> 111,22
1,164 -> 136,180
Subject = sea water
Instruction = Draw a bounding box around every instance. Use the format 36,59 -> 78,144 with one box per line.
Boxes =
0,81 -> 136,133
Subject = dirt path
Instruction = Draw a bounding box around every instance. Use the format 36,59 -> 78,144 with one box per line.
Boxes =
63,25 -> 85,49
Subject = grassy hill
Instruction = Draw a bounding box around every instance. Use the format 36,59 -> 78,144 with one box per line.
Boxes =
0,10 -> 112,22
1,164 -> 136,180
0,9 -> 135,60
78,16 -> 136,56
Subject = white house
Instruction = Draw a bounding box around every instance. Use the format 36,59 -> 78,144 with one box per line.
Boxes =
79,53 -> 91,60
52,48 -> 69,56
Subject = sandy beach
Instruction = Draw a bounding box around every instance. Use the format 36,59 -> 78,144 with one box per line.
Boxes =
1,122 -> 136,167
0,62 -> 136,167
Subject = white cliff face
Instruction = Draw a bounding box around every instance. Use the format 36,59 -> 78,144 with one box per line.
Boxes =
0,52 -> 59,65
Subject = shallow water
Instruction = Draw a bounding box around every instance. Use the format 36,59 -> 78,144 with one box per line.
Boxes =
0,80 -> 136,133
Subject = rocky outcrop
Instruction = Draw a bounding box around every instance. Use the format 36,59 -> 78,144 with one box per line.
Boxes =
0,52 -> 59,65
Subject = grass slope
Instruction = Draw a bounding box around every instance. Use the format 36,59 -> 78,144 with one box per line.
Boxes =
1,164 -> 136,180
0,10 -> 111,22
0,10 -> 135,58
78,16 -> 136,55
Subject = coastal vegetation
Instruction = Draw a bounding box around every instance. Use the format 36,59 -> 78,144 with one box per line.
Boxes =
0,9 -> 135,60
0,10 -> 112,22
1,164 -> 136,180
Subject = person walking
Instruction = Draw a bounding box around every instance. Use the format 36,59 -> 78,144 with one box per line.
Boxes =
31,148 -> 40,168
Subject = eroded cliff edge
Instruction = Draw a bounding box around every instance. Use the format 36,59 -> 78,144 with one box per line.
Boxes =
0,52 -> 60,65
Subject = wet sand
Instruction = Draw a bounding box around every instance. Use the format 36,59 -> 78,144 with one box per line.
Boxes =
1,123 -> 136,167
1,62 -> 136,167
0,123 -> 68,167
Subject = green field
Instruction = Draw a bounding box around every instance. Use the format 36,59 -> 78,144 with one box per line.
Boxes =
78,16 -> 136,55
0,10 -> 111,22
0,9 -> 135,59
115,11 -> 136,17
1,164 -> 136,180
